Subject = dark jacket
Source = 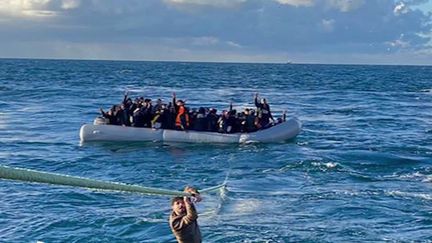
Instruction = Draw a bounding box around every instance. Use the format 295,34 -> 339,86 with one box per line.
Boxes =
206,112 -> 219,132
254,97 -> 273,127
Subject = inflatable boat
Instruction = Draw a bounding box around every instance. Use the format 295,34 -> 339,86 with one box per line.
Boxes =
79,117 -> 301,143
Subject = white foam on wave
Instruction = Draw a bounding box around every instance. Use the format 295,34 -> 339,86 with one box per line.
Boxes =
16,105 -> 45,113
325,162 -> 338,168
422,175 -> 432,183
311,161 -> 339,169
386,190 -> 432,200
230,198 -> 263,215
389,171 -> 432,183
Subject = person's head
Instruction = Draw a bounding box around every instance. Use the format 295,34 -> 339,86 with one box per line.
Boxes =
171,197 -> 185,215
198,107 -> 205,114
261,98 -> 267,104
176,100 -> 184,106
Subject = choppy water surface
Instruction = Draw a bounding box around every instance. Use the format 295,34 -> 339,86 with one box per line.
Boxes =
0,59 -> 431,242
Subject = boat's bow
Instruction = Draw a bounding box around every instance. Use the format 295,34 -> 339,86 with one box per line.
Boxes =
240,117 -> 301,143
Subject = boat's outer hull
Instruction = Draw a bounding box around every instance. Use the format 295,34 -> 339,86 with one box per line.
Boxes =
80,117 -> 301,143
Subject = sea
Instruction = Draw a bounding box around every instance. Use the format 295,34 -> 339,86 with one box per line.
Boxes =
0,59 -> 431,242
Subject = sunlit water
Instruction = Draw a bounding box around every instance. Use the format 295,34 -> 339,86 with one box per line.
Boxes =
0,59 -> 431,242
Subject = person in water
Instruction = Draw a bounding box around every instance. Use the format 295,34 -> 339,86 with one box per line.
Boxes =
170,186 -> 202,243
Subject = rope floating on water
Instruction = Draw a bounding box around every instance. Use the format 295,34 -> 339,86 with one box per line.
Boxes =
0,165 -> 225,197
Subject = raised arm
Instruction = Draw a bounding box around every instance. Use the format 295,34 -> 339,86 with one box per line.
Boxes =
100,108 -> 106,116
170,197 -> 198,231
170,186 -> 201,231
122,90 -> 129,104
254,93 -> 260,107
172,92 -> 178,110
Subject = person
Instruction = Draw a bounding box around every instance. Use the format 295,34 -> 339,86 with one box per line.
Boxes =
254,93 -> 274,129
117,103 -> 131,126
206,108 -> 219,132
100,105 -> 119,125
172,92 -> 190,130
131,107 -> 145,127
169,186 -> 202,243
192,107 -> 207,131
217,110 -> 228,133
165,102 -> 177,130
225,102 -> 237,133
141,98 -> 153,128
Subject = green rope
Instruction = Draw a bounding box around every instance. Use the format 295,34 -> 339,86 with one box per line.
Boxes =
0,165 -> 224,197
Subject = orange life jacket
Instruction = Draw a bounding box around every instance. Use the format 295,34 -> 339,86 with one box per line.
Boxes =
175,105 -> 189,128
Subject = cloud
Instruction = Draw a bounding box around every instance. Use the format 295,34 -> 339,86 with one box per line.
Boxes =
191,36 -> 219,46
166,0 -> 315,8
226,41 -> 242,48
326,0 -> 365,12
320,19 -> 335,32
394,2 -> 409,16
164,0 -> 246,8
61,0 -> 80,10
386,34 -> 410,48
0,0 -> 52,17
0,0 -> 430,64
0,0 -> 80,18
274,0 -> 314,7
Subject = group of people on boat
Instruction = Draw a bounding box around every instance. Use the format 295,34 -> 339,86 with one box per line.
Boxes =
99,92 -> 285,133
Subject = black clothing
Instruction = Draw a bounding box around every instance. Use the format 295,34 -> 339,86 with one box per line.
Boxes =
254,97 -> 274,128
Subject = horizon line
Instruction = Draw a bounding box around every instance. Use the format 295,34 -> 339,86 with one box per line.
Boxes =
0,56 -> 431,67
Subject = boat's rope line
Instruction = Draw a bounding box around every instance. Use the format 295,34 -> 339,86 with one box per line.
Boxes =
0,165 -> 225,197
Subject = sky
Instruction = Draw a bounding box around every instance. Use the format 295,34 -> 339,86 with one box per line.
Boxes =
0,0 -> 431,65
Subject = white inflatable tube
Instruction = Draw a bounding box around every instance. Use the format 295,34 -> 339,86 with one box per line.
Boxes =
80,117 -> 301,143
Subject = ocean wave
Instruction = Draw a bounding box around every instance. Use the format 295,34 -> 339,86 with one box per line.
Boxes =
386,190 -> 432,201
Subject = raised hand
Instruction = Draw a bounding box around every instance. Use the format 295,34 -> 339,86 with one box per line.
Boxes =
184,186 -> 202,202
